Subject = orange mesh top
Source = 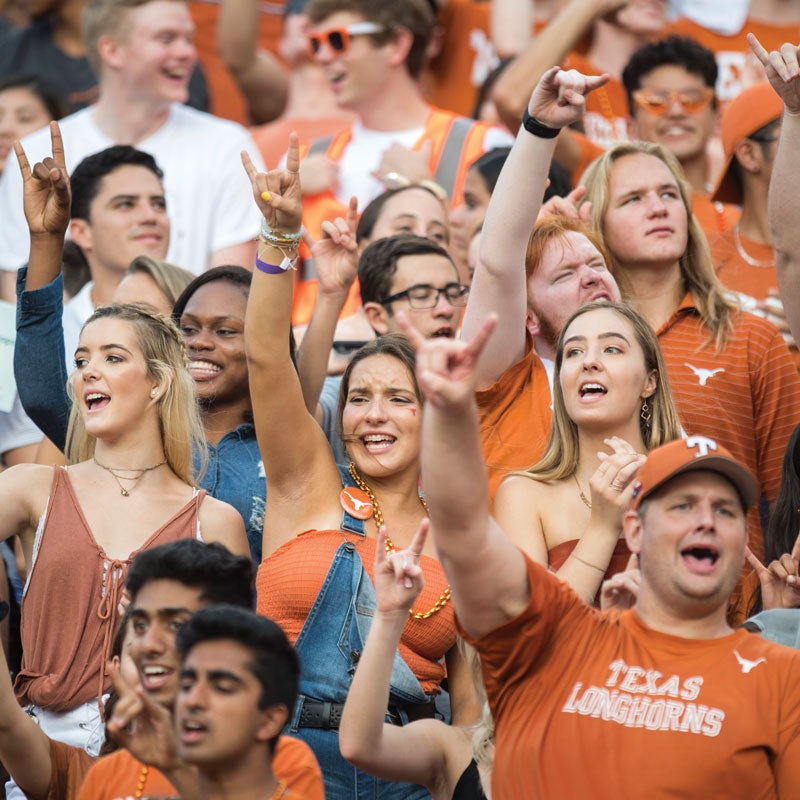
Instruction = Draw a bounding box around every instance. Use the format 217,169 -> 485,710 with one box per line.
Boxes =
257,529 -> 456,694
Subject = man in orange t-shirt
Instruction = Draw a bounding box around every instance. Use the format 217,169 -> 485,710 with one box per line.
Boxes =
416,355 -> 800,800
709,82 -> 784,312
73,541 -> 323,800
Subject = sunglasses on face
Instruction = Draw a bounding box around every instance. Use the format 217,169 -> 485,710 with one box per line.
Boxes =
306,22 -> 385,57
632,87 -> 714,116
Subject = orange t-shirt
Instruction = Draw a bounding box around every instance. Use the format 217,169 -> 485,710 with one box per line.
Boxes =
665,17 -> 800,103
656,295 -> 800,566
45,739 -> 95,800
189,0 -> 286,124
562,53 -> 630,148
710,227 -> 776,302
74,735 -> 324,800
692,193 -> 740,240
462,553 -> 800,799
476,338 -> 552,507
424,0 -> 543,117
257,530 -> 456,694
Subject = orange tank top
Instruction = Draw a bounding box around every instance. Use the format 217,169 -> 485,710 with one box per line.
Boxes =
257,529 -> 456,694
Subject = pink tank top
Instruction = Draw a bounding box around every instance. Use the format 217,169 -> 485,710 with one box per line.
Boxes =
15,466 -> 205,712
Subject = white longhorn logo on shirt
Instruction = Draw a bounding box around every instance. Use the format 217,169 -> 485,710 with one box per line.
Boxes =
733,649 -> 766,674
684,363 -> 725,386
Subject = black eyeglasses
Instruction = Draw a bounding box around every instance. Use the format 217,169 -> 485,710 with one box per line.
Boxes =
380,283 -> 470,309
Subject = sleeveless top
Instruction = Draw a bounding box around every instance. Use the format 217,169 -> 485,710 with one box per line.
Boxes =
547,539 -> 632,606
15,466 -> 205,712
257,529 -> 455,694
452,759 -> 486,800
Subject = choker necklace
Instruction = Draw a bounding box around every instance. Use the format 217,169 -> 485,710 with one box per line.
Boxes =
348,462 -> 451,620
573,474 -> 592,509
93,456 -> 168,496
733,225 -> 774,269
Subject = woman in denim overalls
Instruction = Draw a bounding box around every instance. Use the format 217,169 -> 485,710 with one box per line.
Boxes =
243,141 -> 472,799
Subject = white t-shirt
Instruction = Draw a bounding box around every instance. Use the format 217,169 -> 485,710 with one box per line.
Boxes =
334,118 -> 513,210
0,104 -> 264,274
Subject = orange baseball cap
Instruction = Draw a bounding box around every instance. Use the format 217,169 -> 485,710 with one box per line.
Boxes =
711,82 -> 783,205
630,437 -> 758,511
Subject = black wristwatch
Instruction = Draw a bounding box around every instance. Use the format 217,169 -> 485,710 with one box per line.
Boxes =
522,109 -> 561,139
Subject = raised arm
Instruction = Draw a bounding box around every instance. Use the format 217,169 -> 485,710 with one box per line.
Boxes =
400,315 -> 529,639
242,136 -> 342,555
296,197 -> 359,418
463,66 -> 609,389
340,523 -> 455,789
217,0 -> 288,125
13,122 -> 72,450
753,36 -> 800,348
0,618 -> 54,800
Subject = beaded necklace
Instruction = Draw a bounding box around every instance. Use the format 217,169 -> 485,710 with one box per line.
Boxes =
348,463 -> 451,620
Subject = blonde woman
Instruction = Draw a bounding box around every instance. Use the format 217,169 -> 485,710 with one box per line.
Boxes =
3,128 -> 247,773
494,301 -> 681,604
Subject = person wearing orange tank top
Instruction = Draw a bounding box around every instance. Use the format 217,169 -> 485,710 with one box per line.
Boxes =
242,136 -> 474,798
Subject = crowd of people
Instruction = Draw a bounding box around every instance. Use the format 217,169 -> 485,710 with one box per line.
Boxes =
1,0 -> 800,798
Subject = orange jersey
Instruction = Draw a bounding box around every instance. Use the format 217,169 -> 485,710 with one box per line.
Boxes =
463,553 -> 800,799
189,0 -> 286,124
477,339 -> 552,508
666,16 -> 800,102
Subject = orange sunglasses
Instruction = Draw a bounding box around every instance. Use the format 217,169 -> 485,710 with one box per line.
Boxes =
632,87 -> 714,115
306,22 -> 384,57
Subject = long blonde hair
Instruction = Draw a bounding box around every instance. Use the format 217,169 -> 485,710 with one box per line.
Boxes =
65,303 -> 206,485
458,638 -> 494,770
525,301 -> 682,482
581,141 -> 736,351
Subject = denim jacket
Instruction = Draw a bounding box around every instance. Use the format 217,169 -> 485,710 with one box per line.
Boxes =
198,423 -> 265,563
14,268 -> 70,451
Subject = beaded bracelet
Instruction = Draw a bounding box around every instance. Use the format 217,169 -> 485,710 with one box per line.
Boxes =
260,217 -> 304,243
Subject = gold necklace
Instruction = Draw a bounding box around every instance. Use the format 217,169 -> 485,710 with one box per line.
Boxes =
135,765 -> 148,799
267,779 -> 287,800
93,456 -> 168,497
733,224 -> 774,269
573,474 -> 592,509
348,462 -> 451,620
